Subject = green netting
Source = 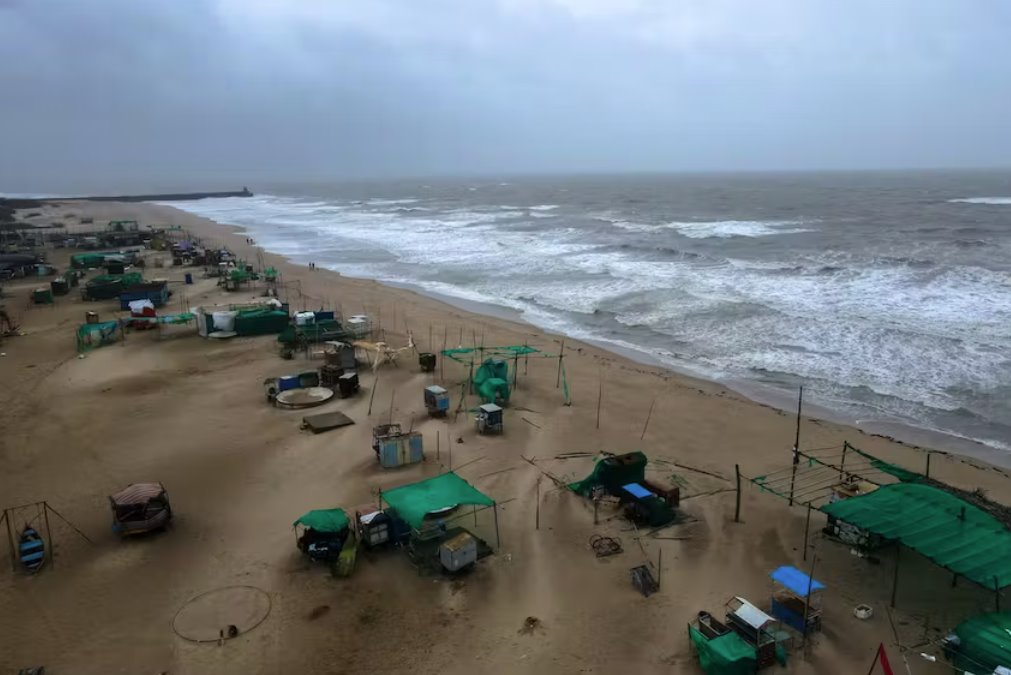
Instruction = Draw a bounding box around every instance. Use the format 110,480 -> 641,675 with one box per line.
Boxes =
293,508 -> 349,533
473,358 -> 510,404
382,472 -> 495,529
76,321 -> 120,352
946,611 -> 1011,672
821,483 -> 1011,589
441,346 -> 540,363
846,444 -> 924,483
689,626 -> 757,675
264,267 -> 278,281
569,452 -> 648,496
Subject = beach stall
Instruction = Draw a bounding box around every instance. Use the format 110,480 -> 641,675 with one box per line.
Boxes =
380,472 -> 500,573
943,611 -> 1011,673
424,385 -> 450,417
725,596 -> 782,669
770,565 -> 825,634
372,424 -> 424,468
293,508 -> 351,563
476,403 -> 503,434
118,280 -> 169,310
689,611 -> 758,675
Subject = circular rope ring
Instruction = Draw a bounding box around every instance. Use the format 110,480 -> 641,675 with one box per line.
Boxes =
172,585 -> 272,643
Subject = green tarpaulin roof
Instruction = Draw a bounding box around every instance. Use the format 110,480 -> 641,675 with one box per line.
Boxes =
948,611 -> 1011,672
689,626 -> 757,675
821,483 -> 1011,589
382,472 -> 495,529
293,508 -> 349,533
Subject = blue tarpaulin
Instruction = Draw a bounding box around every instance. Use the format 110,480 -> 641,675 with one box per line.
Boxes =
770,565 -> 825,597
623,483 -> 652,499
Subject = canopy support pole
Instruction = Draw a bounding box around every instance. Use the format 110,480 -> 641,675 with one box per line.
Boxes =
734,464 -> 741,523
840,441 -> 848,480
789,386 -> 803,507
494,503 -> 501,550
891,543 -> 901,608
2,510 -> 13,573
803,503 -> 812,561
43,502 -> 54,570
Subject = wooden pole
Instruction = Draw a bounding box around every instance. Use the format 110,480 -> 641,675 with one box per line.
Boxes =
3,510 -> 14,573
789,386 -> 803,506
536,478 -> 541,530
512,354 -> 519,389
840,441 -> 848,480
43,501 -> 54,570
891,544 -> 901,608
473,505 -> 478,527
494,504 -> 501,549
367,373 -> 378,416
595,368 -> 603,430
640,395 -> 656,441
864,646 -> 881,675
556,339 -> 565,388
734,464 -> 742,523
388,389 -> 396,426
803,503 -> 812,561
802,554 -> 817,646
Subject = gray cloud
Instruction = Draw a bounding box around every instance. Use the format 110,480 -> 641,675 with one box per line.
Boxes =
1,0 -> 1009,192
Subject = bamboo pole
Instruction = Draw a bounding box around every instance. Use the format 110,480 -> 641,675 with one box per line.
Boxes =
43,502 -> 54,569
555,339 -> 565,388
734,464 -> 742,523
789,386 -> 803,506
3,510 -> 14,573
640,395 -> 656,441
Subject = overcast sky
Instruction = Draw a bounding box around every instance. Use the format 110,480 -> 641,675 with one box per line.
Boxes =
1,0 -> 1009,191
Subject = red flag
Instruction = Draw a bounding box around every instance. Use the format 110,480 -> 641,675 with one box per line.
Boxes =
877,643 -> 895,675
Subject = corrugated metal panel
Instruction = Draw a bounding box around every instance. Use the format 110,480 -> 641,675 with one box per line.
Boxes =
110,482 -> 165,505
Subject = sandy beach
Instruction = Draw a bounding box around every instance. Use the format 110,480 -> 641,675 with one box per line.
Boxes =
2,200 -> 1009,674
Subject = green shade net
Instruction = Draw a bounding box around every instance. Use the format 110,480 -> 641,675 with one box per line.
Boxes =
689,626 -> 757,675
234,308 -> 289,336
71,253 -> 107,268
382,472 -> 494,529
845,444 -> 924,483
821,483 -> 1011,589
947,611 -> 1011,672
473,358 -> 510,404
569,452 -> 648,496
293,508 -> 349,533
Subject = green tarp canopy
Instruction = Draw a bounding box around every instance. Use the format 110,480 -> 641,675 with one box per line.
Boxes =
946,611 -> 1011,672
293,508 -> 349,533
473,358 -> 510,404
821,483 -> 1011,589
234,308 -> 289,336
569,452 -> 648,496
689,626 -> 757,675
71,253 -> 107,269
382,472 -> 495,529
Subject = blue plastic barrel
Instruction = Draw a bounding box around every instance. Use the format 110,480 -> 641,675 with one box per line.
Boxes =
184,272 -> 193,285
278,375 -> 300,391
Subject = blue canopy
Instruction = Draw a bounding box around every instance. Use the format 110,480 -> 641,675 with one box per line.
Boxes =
770,565 -> 825,597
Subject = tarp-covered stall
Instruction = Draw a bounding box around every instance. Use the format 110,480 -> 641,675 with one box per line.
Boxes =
944,611 -> 1011,673
381,472 -> 495,529
821,483 -> 1011,590
689,625 -> 758,675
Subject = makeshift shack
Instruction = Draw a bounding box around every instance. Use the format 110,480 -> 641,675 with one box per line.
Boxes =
380,472 -> 500,572
569,452 -> 680,517
944,611 -> 1011,673
118,280 -> 169,310
425,385 -> 450,417
372,424 -> 424,468
770,565 -> 825,634
725,597 -> 783,669
689,611 -> 758,675
109,482 -> 172,536
293,508 -> 350,563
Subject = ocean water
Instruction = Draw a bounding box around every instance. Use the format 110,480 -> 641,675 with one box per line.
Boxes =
161,171 -> 1011,453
